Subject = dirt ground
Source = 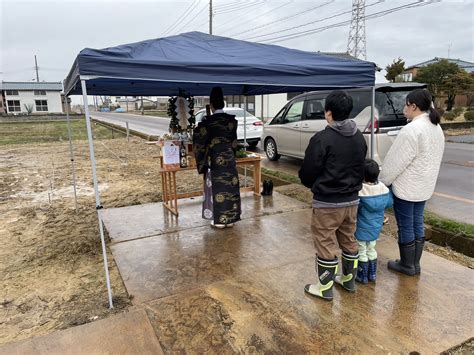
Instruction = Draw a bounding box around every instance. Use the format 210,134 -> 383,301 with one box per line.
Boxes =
0,136 -> 206,346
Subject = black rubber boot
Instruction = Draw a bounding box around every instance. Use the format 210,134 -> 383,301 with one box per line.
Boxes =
388,241 -> 416,276
335,252 -> 358,292
268,180 -> 273,196
261,180 -> 269,196
414,238 -> 424,275
304,257 -> 338,301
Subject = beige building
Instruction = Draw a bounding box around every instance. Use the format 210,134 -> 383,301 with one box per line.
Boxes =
400,57 -> 474,108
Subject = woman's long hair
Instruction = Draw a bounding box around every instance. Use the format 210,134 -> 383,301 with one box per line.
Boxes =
406,89 -> 441,125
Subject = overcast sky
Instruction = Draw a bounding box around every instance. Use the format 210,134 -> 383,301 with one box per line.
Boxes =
1,0 -> 473,86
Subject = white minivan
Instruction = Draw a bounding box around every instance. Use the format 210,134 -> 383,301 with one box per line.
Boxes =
195,107 -> 263,147
261,83 -> 427,164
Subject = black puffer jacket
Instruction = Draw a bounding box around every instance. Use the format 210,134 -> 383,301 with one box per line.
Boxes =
298,120 -> 367,203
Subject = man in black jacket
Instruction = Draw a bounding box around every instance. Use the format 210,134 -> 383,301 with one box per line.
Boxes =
299,90 -> 367,301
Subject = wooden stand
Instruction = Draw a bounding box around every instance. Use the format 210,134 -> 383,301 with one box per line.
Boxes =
159,156 -> 262,216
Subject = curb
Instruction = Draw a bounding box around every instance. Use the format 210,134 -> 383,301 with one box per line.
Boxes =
91,119 -> 159,141
425,225 -> 474,258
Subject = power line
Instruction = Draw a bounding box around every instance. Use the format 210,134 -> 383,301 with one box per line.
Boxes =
214,0 -> 264,13
173,3 -> 209,35
263,3 -> 429,43
260,1 -> 433,44
227,0 -> 334,39
215,0 -> 266,15
214,0 -> 243,10
161,0 -> 200,36
194,18 -> 209,29
241,0 -> 382,42
217,1 -> 293,36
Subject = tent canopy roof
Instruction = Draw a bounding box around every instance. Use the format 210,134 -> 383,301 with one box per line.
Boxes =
64,31 -> 376,96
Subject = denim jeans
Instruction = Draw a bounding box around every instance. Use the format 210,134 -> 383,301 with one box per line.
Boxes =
392,193 -> 426,244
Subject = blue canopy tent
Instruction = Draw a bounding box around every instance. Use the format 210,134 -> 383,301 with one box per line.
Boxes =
64,31 -> 375,96
63,31 -> 376,308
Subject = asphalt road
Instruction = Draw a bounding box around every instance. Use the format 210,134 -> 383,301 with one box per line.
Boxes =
92,111 -> 474,224
91,112 -> 170,137
261,142 -> 474,224
427,142 -> 474,223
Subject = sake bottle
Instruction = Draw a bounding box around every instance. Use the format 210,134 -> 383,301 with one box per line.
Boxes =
179,140 -> 187,168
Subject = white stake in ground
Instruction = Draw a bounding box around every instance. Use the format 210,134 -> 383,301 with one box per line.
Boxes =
65,100 -> 78,212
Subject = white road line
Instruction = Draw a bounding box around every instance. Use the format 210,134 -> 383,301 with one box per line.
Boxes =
432,192 -> 474,204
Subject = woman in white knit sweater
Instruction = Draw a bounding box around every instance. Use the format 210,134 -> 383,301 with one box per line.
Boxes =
379,89 -> 444,276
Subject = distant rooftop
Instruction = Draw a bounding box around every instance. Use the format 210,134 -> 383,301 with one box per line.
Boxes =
0,81 -> 63,91
316,52 -> 382,71
406,57 -> 474,73
316,51 -> 362,61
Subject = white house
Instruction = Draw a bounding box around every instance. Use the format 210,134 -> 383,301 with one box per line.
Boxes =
1,81 -> 63,114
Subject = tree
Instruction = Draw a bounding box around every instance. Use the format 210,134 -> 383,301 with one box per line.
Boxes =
414,59 -> 463,110
441,71 -> 474,111
24,103 -> 34,115
385,58 -> 405,82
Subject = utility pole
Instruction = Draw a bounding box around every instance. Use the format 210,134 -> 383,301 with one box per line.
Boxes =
141,96 -> 144,115
34,55 -> 40,82
347,0 -> 367,60
209,0 -> 213,35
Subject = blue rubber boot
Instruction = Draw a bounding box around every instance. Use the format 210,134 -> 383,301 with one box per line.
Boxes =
368,259 -> 377,282
356,260 -> 369,284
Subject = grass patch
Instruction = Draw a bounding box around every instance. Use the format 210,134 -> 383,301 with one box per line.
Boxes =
261,167 -> 301,185
142,111 -> 169,118
425,211 -> 474,238
0,119 -> 124,145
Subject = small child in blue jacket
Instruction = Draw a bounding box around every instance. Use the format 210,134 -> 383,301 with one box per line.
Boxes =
355,159 -> 393,284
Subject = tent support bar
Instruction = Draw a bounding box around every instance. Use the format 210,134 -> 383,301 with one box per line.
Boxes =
65,100 -> 78,213
81,79 -> 114,309
370,86 -> 375,160
243,96 -> 247,188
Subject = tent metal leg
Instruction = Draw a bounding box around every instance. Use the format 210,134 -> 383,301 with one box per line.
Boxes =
243,96 -> 247,187
65,98 -> 78,213
81,79 -> 114,309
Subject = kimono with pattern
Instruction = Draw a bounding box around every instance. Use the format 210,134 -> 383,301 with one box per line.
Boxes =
193,112 -> 241,224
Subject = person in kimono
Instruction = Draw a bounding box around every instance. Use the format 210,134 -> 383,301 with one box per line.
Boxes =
193,87 -> 241,228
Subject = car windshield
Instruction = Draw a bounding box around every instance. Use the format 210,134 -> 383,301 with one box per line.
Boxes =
375,91 -> 410,120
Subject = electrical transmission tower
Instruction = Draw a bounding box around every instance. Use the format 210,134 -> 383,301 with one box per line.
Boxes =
347,0 -> 367,60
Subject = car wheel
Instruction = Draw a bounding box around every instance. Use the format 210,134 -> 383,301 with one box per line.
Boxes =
265,138 -> 281,161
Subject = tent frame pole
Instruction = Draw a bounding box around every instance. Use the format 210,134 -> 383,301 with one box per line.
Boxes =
81,79 -> 114,309
243,95 -> 247,187
243,96 -> 247,148
65,97 -> 78,213
370,85 -> 375,160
